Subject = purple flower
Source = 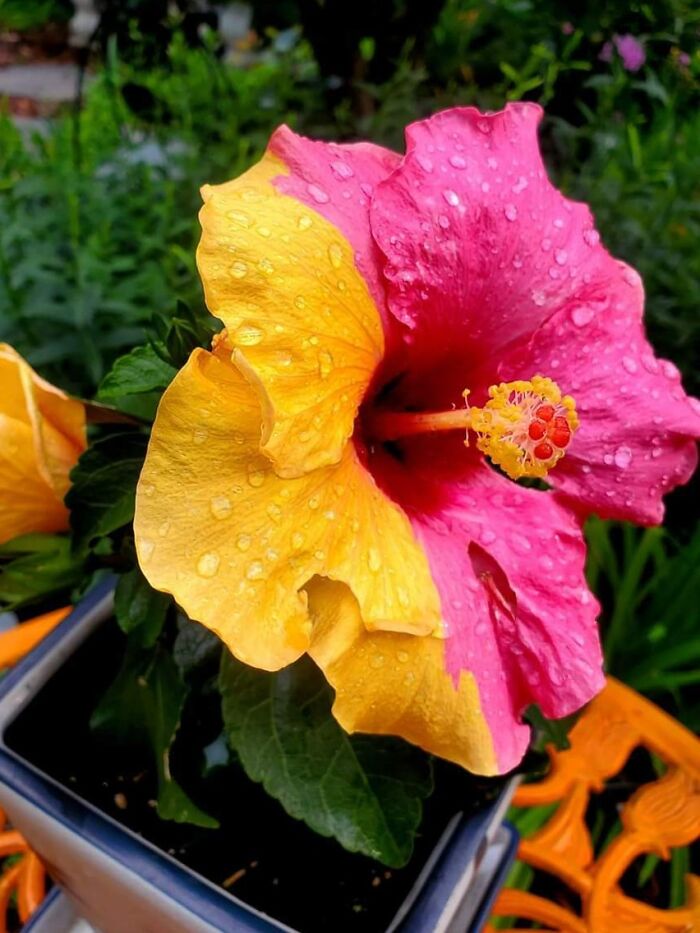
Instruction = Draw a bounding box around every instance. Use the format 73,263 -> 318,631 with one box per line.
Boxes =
614,34 -> 646,72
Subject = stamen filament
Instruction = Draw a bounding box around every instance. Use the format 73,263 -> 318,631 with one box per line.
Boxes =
368,407 -> 471,442
367,375 -> 578,482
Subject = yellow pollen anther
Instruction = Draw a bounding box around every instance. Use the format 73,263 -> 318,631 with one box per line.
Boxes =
368,375 -> 578,482
468,375 -> 578,481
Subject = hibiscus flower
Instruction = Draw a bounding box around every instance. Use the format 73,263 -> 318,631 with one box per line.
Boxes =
134,103 -> 700,775
0,344 -> 86,545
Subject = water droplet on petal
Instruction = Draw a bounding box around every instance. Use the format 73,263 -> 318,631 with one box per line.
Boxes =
583,228 -> 600,246
298,214 -> 313,230
328,243 -> 343,268
318,349 -> 333,378
210,496 -> 232,519
571,306 -> 594,327
247,464 -> 265,487
504,204 -> 518,221
230,261 -> 248,279
368,548 -> 382,572
614,446 -> 633,469
236,534 -> 252,551
622,356 -> 638,374
416,154 -> 433,173
330,160 -> 354,179
246,560 -> 265,580
291,531 -> 305,549
449,155 -> 467,169
139,538 -> 155,562
554,249 -> 568,265
197,552 -> 220,577
370,654 -> 385,669
234,324 -> 264,346
307,183 -> 329,204
442,189 -> 460,207
193,427 -> 208,445
397,650 -> 409,663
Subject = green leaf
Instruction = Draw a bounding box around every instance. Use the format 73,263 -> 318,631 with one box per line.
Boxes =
0,533 -> 86,610
66,432 -> 148,550
114,567 -> 171,648
219,653 -> 432,867
173,614 -> 222,681
525,705 -> 575,752
96,344 -> 176,419
92,642 -> 218,829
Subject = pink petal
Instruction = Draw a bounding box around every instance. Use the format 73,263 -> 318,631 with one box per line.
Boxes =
269,126 -> 400,339
497,263 -> 700,524
369,437 -> 604,773
368,103 -> 643,411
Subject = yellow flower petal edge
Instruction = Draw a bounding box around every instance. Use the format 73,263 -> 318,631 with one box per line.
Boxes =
135,349 -> 442,670
197,153 -> 384,479
307,577 -> 498,775
0,345 -> 86,544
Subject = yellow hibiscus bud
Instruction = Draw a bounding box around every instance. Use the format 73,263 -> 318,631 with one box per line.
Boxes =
0,344 -> 86,545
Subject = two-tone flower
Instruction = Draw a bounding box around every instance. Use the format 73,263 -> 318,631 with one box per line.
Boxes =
134,104 -> 700,774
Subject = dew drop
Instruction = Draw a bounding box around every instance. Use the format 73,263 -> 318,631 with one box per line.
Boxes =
227,210 -> 251,228
614,446 -> 633,469
267,503 -> 282,522
621,356 -> 638,374
368,548 -> 382,572
442,189 -> 460,207
234,323 -> 264,346
291,531 -> 305,549
328,243 -> 343,269
583,228 -> 600,246
318,349 -> 334,378
236,534 -> 252,552
246,560 -> 265,580
258,257 -> 274,275
480,529 -> 497,545
511,176 -> 528,194
370,654 -> 385,669
307,183 -> 329,204
308,495 -> 320,510
449,154 -> 467,169
330,160 -> 354,179
571,306 -> 594,327
139,538 -> 155,562
298,214 -> 313,231
247,465 -> 265,487
397,650 -> 409,663
416,154 -> 433,173
197,552 -> 220,577
140,482 -> 155,497
257,226 -> 271,238
531,290 -> 546,307
193,427 -> 208,445
230,261 -> 248,279
504,203 -> 518,221
554,249 -> 568,266
210,496 -> 232,519
158,520 -> 171,537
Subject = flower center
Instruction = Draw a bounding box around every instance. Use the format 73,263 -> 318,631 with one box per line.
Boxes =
367,375 -> 578,481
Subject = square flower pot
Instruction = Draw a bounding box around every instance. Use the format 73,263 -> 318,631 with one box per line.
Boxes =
0,580 -> 517,933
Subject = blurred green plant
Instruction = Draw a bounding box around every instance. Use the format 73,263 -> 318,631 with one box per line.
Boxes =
586,517 -> 700,731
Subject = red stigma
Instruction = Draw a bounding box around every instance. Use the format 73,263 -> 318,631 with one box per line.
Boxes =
536,404 -> 555,422
534,441 -> 554,460
528,420 -> 547,440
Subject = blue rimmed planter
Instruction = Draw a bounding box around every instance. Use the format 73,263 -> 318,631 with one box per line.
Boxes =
0,581 -> 517,933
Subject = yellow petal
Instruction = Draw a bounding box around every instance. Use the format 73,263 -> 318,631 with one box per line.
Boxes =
0,414 -> 71,542
197,153 -> 383,478
135,349 -> 441,670
307,577 -> 499,775
0,345 -> 86,544
0,344 -> 86,496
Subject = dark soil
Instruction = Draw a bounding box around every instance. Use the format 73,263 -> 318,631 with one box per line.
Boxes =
5,616 -> 504,932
